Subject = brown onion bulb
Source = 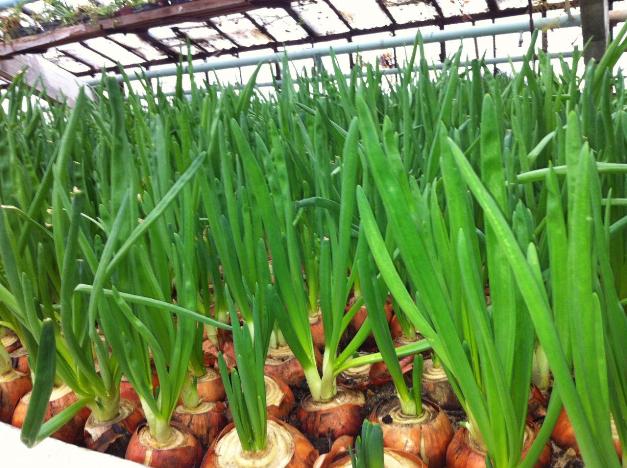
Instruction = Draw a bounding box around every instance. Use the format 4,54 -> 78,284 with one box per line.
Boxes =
1,333 -> 20,354
9,347 -> 29,374
313,435 -> 426,468
446,425 -> 551,468
527,385 -> 548,422
297,387 -> 365,439
83,399 -> 144,456
202,338 -> 219,368
390,315 -> 404,340
172,400 -> 227,448
218,340 -> 238,370
422,359 -> 461,411
125,424 -> 202,467
338,361 -> 372,390
309,312 -> 326,349
264,345 -> 309,387
369,399 -> 453,468
120,373 -> 158,408
12,384 -> 90,445
196,368 -> 225,403
266,375 -> 295,420
349,299 -> 393,333
201,417 -> 318,467
0,369 -> 31,423
368,355 -> 414,387
313,449 -> 427,468
552,408 -> 622,459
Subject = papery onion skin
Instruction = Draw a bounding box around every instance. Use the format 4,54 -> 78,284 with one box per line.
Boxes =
313,448 -> 427,467
349,299 -> 393,333
83,399 -> 144,456
201,418 -> 318,468
266,376 -> 295,420
10,347 -> 30,374
172,400 -> 227,448
309,312 -> 326,349
446,425 -> 551,468
422,359 -> 461,411
196,368 -> 226,403
120,373 -> 158,408
527,385 -> 548,422
552,408 -> 622,459
12,384 -> 90,445
125,424 -> 202,468
0,369 -> 31,423
264,345 -> 321,387
297,387 -> 365,439
369,399 -> 453,468
2,334 -> 20,354
368,355 -> 414,387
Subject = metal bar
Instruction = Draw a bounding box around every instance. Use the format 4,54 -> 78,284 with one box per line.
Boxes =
581,0 -> 610,62
375,0 -> 397,26
155,50 -> 576,97
79,41 -> 117,65
283,5 -> 318,38
60,49 -> 97,74
172,28 -> 213,55
137,32 -> 179,61
87,11 -> 612,85
0,0 -> 285,57
107,36 -> 149,62
321,0 -> 353,31
76,2 -> 607,77
206,18 -> 241,47
242,11 -> 278,42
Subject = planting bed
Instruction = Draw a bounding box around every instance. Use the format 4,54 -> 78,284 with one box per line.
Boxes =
0,23 -> 626,468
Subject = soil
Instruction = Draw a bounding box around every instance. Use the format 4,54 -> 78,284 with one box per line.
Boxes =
551,444 -> 583,468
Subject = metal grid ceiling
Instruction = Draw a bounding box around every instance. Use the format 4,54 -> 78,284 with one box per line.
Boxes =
0,0 -> 581,78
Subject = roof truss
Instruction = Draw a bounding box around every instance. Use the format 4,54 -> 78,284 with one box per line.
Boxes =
0,0 -> 580,79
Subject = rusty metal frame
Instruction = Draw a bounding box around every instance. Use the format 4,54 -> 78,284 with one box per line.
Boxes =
0,0 -> 580,78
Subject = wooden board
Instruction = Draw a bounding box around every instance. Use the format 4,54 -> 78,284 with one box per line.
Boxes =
0,54 -> 92,106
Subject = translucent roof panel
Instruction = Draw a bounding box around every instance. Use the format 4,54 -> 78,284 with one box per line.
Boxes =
83,37 -> 144,66
291,0 -> 350,36
384,0 -> 438,23
335,0 -> 392,29
212,13 -> 270,47
248,8 -> 308,42
106,34 -> 164,61
181,25 -> 235,50
149,26 -> 177,41
43,48 -> 92,74
57,43 -> 117,69
438,0 -> 489,17
497,0 -> 532,9
159,38 -> 202,56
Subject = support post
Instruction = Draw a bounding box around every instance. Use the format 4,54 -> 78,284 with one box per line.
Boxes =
581,0 -> 610,62
0,54 -> 91,106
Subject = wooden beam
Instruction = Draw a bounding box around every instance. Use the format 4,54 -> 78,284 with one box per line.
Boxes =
0,0 -> 287,58
0,54 -> 91,106
581,0 -> 609,62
